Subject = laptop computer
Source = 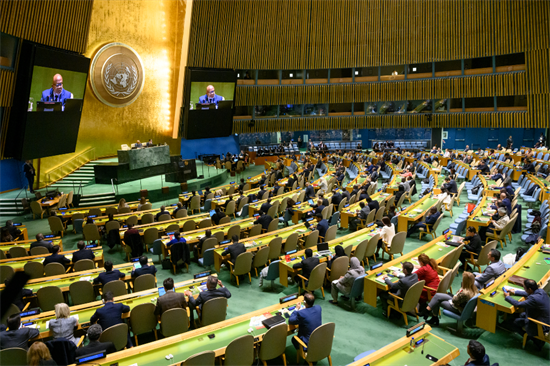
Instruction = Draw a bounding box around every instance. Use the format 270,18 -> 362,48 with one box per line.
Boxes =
316,242 -> 331,256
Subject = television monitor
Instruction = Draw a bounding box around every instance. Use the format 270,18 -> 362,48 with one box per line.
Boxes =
182,68 -> 237,140
5,41 -> 90,160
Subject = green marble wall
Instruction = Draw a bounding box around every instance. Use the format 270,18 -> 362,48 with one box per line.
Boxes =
118,145 -> 170,170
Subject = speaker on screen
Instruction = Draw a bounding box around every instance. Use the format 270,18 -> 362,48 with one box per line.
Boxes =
5,40 -> 90,160
181,67 -> 237,140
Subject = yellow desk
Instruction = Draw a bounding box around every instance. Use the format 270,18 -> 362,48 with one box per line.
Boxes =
0,246 -> 103,271
396,196 -> 439,232
0,237 -> 62,256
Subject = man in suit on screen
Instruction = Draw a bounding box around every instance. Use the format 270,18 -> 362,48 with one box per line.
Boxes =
40,74 -> 73,107
198,85 -> 224,105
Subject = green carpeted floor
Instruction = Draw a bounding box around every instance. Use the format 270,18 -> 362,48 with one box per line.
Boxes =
7,164 -> 550,365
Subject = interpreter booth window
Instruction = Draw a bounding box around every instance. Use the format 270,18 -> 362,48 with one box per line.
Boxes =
407,63 -> 432,79
330,68 -> 352,83
255,105 -> 278,118
355,66 -> 378,82
464,57 -> 493,76
465,97 -> 494,112
354,102 -> 365,115
407,100 -> 432,113
449,98 -> 463,113
280,104 -> 302,117
306,69 -> 328,84
281,70 -> 304,85
366,102 -> 378,114
328,103 -> 352,116
378,101 -> 397,114
495,53 -> 525,73
497,95 -> 527,111
236,69 -> 255,85
0,32 -> 18,70
434,60 -> 461,77
304,104 -> 327,116
434,98 -> 448,113
233,106 -> 254,119
257,70 -> 279,85
380,65 -> 405,81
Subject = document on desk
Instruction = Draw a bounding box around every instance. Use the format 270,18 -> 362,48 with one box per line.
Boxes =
250,315 -> 266,327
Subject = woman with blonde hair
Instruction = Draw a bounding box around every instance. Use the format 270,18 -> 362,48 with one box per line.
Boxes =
423,271 -> 478,326
416,253 -> 440,304
49,303 -> 78,345
118,198 -> 129,210
27,342 -> 57,366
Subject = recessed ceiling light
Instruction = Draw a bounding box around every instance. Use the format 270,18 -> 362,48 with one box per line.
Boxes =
412,67 -> 417,72
355,71 -> 359,75
289,73 -> 294,77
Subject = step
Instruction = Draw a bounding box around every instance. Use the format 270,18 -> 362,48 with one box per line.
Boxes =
80,195 -> 115,202
78,199 -> 116,206
81,192 -> 115,198
72,171 -> 95,175
60,177 -> 93,182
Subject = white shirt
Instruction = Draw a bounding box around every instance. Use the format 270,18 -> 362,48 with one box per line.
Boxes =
381,224 -> 395,245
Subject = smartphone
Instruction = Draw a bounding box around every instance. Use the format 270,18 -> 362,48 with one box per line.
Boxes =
426,354 -> 438,362
208,334 -> 215,339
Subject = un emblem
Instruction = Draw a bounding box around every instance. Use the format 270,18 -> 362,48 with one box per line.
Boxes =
90,43 -> 144,107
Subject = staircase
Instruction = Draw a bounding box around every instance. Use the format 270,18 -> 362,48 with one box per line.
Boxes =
78,191 -> 117,207
48,161 -> 99,189
0,197 -> 27,217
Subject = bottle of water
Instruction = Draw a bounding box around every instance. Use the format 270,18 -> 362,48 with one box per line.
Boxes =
190,101 -> 194,110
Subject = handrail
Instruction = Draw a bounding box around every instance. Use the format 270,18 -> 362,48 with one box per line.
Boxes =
43,147 -> 96,187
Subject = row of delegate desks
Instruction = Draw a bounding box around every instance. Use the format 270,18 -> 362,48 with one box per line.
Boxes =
211,223 -> 312,272
55,200 -> 147,220
247,189 -> 301,217
340,190 -> 393,229
118,212 -> 211,239
0,246 -> 104,272
526,174 -> 550,202
278,225 -> 380,287
23,277 -> 211,341
77,297 -> 304,366
476,240 -> 550,333
0,236 -> 61,256
347,325 -> 460,366
396,195 -> 440,232
90,205 -> 178,227
363,234 -> 457,308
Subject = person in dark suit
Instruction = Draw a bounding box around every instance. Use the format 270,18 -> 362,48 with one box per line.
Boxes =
72,240 -> 95,264
146,139 -> 153,147
3,220 -> 22,240
523,159 -> 536,173
155,206 -> 170,221
367,196 -> 379,212
379,262 -> 419,313
254,211 -> 272,231
459,226 -> 482,269
443,177 -> 458,194
313,213 -> 329,239
289,292 -> 322,349
0,313 -> 40,350
331,189 -> 342,207
154,277 -> 188,317
464,340 -> 491,366
506,135 -> 514,149
349,202 -> 370,231
504,279 -> 550,349
23,160 -> 36,193
318,194 -> 329,207
407,207 -> 441,237
184,276 -> 231,318
93,260 -> 126,286
195,229 -> 213,260
75,324 -> 116,356
292,249 -> 320,282
172,202 -> 185,218
90,292 -> 132,348
260,198 -> 272,215
30,233 -> 54,253
211,207 -> 226,226
43,245 -> 70,267
359,189 -> 370,201
474,249 -> 506,289
198,85 -> 225,105
131,256 -> 157,278
221,235 -> 245,263
275,169 -> 283,181
304,182 -> 315,200
256,185 -> 267,200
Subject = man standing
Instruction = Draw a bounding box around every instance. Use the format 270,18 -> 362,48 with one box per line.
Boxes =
40,74 -> 73,107
198,85 -> 225,106
504,279 -> 550,349
506,135 -> 513,149
23,160 -> 35,193
474,249 -> 506,289
289,292 -> 322,350
154,277 -> 188,317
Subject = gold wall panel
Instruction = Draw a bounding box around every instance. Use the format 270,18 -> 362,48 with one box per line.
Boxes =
36,0 -> 187,184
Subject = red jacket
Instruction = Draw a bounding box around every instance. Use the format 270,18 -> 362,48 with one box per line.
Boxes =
416,264 -> 440,302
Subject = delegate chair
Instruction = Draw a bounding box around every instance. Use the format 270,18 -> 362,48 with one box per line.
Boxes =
182,351 -> 216,366
30,246 -> 49,256
347,274 -> 366,310
143,228 -> 159,252
44,262 -> 66,276
160,308 -> 189,337
23,262 -> 44,279
8,247 -> 27,258
294,322 -> 336,366
442,294 -> 480,335
149,239 -> 164,263
103,280 -> 127,297
198,248 -> 215,269
325,256 -> 349,284
259,323 -> 288,366
253,246 -> 270,276
283,232 -> 299,253
268,237 -> 283,262
386,280 -> 425,326
30,201 -> 46,219
363,234 -> 380,267
382,231 -> 405,260
48,216 -> 66,237
418,214 -> 443,241
466,240 -> 498,273
37,286 -> 64,312
200,297 -> 227,326
297,262 -> 327,299
228,252 -> 253,287
100,323 -> 129,351
141,213 -> 154,224
261,260 -> 280,290
0,266 -> 14,282
69,281 -> 95,305
83,224 -> 101,244
74,259 -> 95,272
0,348 -> 27,366
219,216 -> 231,225
221,334 -> 254,366
158,214 -> 171,222
133,273 -> 156,292
129,302 -> 158,346
300,230 -> 319,249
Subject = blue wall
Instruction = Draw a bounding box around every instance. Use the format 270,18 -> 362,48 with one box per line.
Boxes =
442,128 -> 545,150
0,159 -> 24,192
180,135 -> 240,160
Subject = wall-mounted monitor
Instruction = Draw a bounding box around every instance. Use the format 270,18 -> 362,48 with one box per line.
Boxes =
5,40 -> 90,160
182,67 -> 237,140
